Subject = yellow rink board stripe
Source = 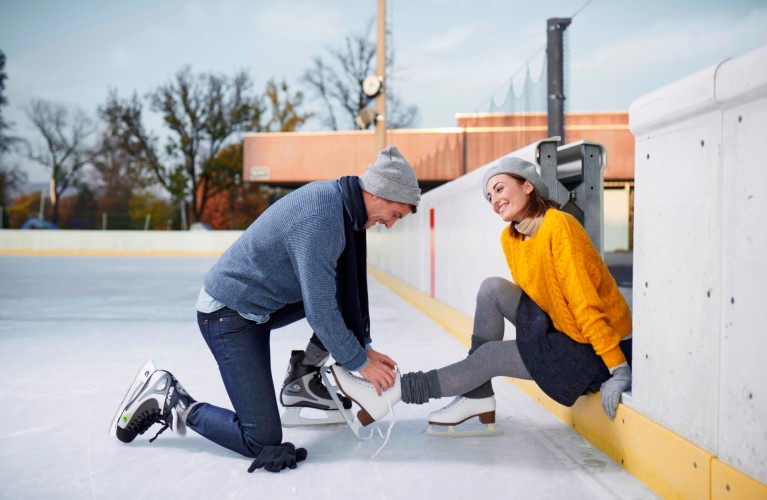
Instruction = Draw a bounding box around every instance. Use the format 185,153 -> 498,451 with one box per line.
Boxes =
368,265 -> 767,500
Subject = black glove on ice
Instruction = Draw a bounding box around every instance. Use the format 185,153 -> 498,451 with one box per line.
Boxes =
600,365 -> 632,420
248,442 -> 307,473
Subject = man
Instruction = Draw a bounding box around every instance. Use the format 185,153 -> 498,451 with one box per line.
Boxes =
110,146 -> 420,473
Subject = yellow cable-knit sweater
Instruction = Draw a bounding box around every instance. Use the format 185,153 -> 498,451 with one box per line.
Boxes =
501,209 -> 632,368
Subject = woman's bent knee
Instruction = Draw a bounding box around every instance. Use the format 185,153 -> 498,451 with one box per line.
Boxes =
478,277 -> 509,300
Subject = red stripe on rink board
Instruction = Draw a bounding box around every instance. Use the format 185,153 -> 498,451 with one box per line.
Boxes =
430,208 -> 435,298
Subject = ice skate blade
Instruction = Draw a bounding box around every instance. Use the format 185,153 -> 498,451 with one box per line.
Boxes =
426,422 -> 503,437
320,367 -> 362,440
109,360 -> 158,438
280,406 -> 347,428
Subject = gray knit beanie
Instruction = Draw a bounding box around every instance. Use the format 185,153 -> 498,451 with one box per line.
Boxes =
481,156 -> 549,201
359,146 -> 421,207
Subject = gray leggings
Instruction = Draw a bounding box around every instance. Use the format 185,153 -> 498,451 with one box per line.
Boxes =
435,277 -> 533,397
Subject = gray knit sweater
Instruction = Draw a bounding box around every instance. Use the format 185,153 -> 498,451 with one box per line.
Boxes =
203,180 -> 368,371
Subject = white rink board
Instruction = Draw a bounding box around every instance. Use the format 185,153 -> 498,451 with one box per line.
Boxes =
631,44 -> 767,483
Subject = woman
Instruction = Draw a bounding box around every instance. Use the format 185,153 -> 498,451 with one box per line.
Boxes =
332,156 -> 633,431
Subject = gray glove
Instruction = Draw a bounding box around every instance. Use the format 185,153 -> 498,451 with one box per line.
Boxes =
600,365 -> 631,420
248,442 -> 307,473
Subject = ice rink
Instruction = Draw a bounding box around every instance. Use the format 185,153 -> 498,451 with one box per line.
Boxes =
0,255 -> 657,499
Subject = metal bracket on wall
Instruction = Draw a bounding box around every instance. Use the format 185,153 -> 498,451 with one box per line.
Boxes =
538,140 -> 606,254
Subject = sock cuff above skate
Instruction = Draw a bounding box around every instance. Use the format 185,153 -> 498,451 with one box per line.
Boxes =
303,343 -> 330,367
402,370 -> 441,404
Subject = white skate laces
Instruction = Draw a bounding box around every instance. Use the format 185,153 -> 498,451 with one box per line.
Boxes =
361,390 -> 396,460
361,366 -> 400,459
319,364 -> 398,458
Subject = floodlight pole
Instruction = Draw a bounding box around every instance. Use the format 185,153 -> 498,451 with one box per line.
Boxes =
547,17 -> 571,145
375,0 -> 386,152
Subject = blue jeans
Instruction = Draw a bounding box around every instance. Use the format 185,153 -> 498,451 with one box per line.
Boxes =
188,303 -> 306,458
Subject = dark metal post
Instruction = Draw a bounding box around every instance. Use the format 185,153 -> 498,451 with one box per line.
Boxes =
537,140 -> 559,193
547,18 -> 571,145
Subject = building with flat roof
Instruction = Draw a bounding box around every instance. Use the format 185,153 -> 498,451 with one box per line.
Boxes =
242,111 -> 635,251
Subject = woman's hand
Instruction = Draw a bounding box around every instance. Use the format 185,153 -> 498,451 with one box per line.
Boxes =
600,365 -> 632,419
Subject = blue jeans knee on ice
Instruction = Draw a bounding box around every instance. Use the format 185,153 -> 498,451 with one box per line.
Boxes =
187,303 -> 305,458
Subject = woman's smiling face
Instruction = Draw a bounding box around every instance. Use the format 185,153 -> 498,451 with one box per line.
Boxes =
485,174 -> 533,223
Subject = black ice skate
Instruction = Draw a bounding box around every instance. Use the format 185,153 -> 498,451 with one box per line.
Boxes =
109,360 -> 197,443
280,350 -> 352,428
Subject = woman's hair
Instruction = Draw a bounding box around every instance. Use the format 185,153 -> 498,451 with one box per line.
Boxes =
506,173 -> 559,239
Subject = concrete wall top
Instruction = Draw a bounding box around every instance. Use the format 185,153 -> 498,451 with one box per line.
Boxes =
716,44 -> 767,106
629,45 -> 767,136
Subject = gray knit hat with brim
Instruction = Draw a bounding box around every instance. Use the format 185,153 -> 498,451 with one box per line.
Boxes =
481,156 -> 549,201
359,146 -> 421,207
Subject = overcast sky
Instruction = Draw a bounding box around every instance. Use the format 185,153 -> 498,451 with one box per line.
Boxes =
2,0 -> 766,183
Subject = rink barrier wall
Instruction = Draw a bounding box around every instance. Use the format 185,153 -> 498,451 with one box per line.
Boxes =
368,266 -> 766,500
0,230 -> 242,255
629,43 -> 767,491
368,45 -> 767,499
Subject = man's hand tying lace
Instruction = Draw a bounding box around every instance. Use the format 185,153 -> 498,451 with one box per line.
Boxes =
248,442 -> 307,473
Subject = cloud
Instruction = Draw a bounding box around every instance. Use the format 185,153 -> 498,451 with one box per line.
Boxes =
418,25 -> 478,54
109,49 -> 131,69
579,8 -> 766,72
249,1 -> 370,44
568,7 -> 767,109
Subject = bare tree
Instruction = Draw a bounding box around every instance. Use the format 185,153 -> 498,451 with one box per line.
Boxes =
23,99 -> 95,224
263,79 -> 312,132
0,163 -> 27,228
302,18 -> 418,130
101,68 -> 310,226
0,49 -> 11,155
0,48 -> 26,228
200,79 -> 310,228
100,67 -> 255,223
86,131 -> 152,228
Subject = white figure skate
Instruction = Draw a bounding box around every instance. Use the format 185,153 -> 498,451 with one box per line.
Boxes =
320,366 -> 363,439
427,396 -> 503,437
280,350 -> 352,428
328,364 -> 401,438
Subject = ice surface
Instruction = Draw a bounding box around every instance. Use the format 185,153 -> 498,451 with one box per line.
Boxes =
0,255 -> 657,499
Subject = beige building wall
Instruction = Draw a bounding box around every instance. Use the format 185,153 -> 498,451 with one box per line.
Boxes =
242,112 -> 635,250
243,112 -> 634,184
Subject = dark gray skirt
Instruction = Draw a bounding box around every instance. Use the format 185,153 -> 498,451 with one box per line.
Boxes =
515,292 -> 632,407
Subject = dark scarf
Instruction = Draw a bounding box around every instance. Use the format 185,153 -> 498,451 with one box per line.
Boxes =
335,176 -> 370,347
